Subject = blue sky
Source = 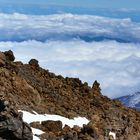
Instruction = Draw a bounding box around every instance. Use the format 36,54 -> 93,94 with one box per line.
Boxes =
0,0 -> 140,9
0,0 -> 140,22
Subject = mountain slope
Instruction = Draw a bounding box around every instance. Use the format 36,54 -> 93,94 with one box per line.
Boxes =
0,50 -> 140,140
116,92 -> 140,111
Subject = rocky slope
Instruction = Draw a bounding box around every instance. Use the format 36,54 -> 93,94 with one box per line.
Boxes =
0,50 -> 140,140
116,92 -> 140,111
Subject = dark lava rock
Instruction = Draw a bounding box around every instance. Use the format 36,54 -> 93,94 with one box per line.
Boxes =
63,131 -> 78,140
29,59 -> 39,67
0,99 -> 33,140
82,123 -> 99,139
4,50 -> 15,61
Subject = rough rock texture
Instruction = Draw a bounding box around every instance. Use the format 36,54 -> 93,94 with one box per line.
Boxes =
4,50 -> 15,62
41,120 -> 63,133
0,50 -> 140,140
29,59 -> 39,68
0,99 -> 33,140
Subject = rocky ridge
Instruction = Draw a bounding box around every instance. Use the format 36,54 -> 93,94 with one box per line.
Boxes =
0,50 -> 140,140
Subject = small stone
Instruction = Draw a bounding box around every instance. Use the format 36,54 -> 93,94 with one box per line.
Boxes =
4,101 -> 9,107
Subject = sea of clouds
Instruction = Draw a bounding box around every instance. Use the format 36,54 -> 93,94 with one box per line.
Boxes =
0,13 -> 140,42
0,13 -> 140,98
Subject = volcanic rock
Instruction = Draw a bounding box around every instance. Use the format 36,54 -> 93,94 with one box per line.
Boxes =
4,50 -> 15,61
41,120 -> 63,133
0,99 -> 33,140
0,52 -> 6,67
0,60 -> 5,67
29,59 -> 39,67
0,52 -> 6,61
92,80 -> 101,94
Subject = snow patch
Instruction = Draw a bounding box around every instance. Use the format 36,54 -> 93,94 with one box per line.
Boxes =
33,136 -> 40,140
109,131 -> 116,139
19,110 -> 89,140
128,92 -> 140,107
31,128 -> 44,135
19,110 -> 89,128
31,128 -> 44,140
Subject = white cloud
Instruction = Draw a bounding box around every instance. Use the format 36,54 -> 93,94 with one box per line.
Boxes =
0,13 -> 140,42
0,13 -> 140,98
0,39 -> 140,98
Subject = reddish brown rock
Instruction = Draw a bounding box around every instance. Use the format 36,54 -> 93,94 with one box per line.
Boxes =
0,52 -> 6,67
92,80 -> 101,93
0,52 -> 6,61
41,120 -> 63,133
0,59 -> 5,67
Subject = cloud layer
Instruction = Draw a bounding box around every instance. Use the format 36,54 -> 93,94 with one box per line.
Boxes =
0,13 -> 140,98
0,39 -> 140,98
0,13 -> 140,43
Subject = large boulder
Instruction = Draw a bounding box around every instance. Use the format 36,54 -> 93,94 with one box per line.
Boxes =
92,80 -> 101,94
29,59 -> 39,67
4,50 -> 15,61
0,99 -> 33,140
82,122 -> 99,139
41,120 -> 63,133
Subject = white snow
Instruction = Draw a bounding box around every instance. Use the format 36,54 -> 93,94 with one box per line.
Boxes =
33,135 -> 40,140
19,110 -> 118,140
129,92 -> 140,107
19,110 -> 89,140
31,128 -> 44,135
19,110 -> 89,128
109,131 -> 116,139
31,128 -> 44,140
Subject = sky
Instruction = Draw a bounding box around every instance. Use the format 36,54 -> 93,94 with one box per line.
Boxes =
0,0 -> 140,9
